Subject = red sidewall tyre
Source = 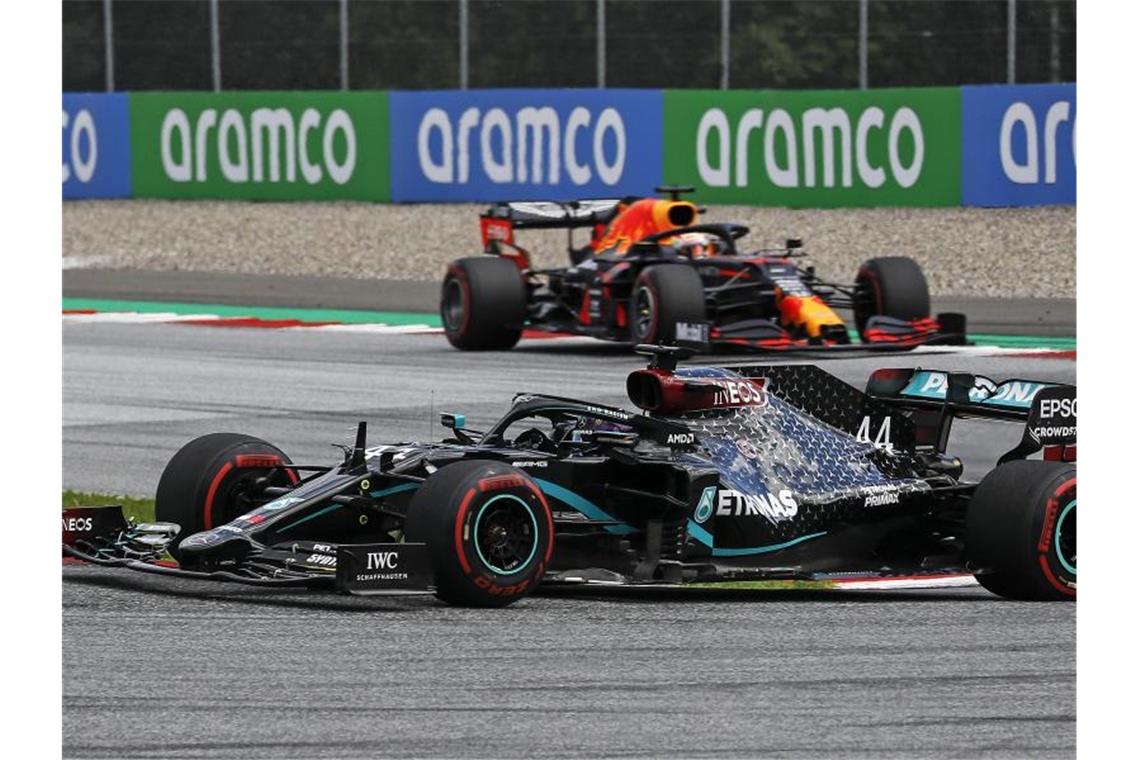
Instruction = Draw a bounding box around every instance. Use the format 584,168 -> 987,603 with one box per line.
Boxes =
404,460 -> 553,607
441,257 -> 527,350
155,433 -> 296,556
630,265 -> 706,344
967,460 -> 1076,601
853,256 -> 931,337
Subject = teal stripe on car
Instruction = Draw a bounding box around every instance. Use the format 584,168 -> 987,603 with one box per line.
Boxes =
687,520 -> 827,556
532,477 -> 638,535
278,482 -> 421,533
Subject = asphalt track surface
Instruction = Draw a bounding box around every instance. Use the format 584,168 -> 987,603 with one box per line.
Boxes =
63,322 -> 1076,759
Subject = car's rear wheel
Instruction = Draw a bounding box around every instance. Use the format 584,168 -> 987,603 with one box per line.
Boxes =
441,257 -> 527,350
403,460 -> 553,608
967,460 -> 1076,601
629,265 -> 706,345
155,433 -> 296,557
853,256 -> 931,336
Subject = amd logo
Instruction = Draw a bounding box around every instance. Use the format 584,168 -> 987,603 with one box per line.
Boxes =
666,432 -> 696,445
367,551 -> 400,571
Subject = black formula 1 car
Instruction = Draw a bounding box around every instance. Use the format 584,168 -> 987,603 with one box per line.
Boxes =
440,187 -> 966,353
63,347 -> 1075,607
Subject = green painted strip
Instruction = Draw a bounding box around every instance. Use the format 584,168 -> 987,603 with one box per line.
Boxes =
967,333 -> 1075,350
63,297 -> 443,327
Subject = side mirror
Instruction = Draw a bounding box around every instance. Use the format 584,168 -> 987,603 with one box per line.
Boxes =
440,412 -> 467,431
785,238 -> 803,250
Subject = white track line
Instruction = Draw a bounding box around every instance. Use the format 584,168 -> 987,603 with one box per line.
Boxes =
64,312 -> 221,323
832,574 -> 978,590
912,344 -> 1072,357
304,323 -> 441,334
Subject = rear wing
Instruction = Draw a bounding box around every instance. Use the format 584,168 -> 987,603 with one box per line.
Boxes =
865,368 -> 1076,461
480,199 -> 625,249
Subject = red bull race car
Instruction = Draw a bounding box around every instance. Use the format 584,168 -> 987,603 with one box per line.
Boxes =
440,186 -> 966,353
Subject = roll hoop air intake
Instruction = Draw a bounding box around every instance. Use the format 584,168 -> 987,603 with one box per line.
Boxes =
627,345 -> 769,415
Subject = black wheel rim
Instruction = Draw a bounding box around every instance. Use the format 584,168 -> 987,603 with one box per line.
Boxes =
853,281 -> 875,328
473,495 -> 538,575
442,278 -> 466,331
214,468 -> 285,525
633,285 -> 656,340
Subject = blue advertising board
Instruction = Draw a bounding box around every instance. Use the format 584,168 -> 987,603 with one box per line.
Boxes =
389,89 -> 663,202
63,93 -> 133,199
961,84 -> 1075,207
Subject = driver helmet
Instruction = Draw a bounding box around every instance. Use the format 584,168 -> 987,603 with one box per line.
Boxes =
672,231 -> 722,259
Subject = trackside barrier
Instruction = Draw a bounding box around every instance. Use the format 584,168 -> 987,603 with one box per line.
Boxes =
62,85 -> 1075,207
389,89 -> 663,201
662,87 -> 961,208
961,84 -> 1076,207
129,91 -> 390,201
63,93 -> 132,199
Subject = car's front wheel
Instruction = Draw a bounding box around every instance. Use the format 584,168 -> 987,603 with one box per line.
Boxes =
853,256 -> 931,337
155,433 -> 297,557
629,265 -> 707,345
403,460 -> 553,607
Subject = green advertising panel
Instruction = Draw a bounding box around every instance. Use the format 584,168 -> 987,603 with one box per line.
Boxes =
130,91 -> 389,201
663,88 -> 961,207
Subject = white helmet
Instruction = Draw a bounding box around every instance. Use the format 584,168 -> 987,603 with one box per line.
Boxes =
672,231 -> 722,259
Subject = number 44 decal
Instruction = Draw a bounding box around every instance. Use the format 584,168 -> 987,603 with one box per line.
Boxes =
856,415 -> 894,452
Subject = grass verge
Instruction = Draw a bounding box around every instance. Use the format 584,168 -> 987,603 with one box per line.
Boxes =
63,490 -> 155,523
687,579 -> 836,591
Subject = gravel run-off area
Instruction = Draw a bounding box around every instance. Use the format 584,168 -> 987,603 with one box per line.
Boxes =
63,201 -> 1075,299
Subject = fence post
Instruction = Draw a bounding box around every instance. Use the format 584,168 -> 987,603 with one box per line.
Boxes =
459,0 -> 469,89
1050,0 -> 1060,83
597,0 -> 606,88
103,0 -> 115,91
720,0 -> 729,89
858,0 -> 868,89
210,0 -> 221,91
339,0 -> 349,90
1007,0 -> 1017,84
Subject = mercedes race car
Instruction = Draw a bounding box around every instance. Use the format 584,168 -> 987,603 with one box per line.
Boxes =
64,347 -> 1075,607
440,186 -> 966,353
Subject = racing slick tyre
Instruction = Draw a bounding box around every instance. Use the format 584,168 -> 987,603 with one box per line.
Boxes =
853,256 -> 931,336
441,257 -> 527,350
156,433 -> 296,557
404,460 -> 554,608
630,265 -> 707,345
967,460 -> 1076,601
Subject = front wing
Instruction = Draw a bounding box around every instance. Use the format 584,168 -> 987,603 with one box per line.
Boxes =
62,505 -> 433,596
696,314 -> 966,353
